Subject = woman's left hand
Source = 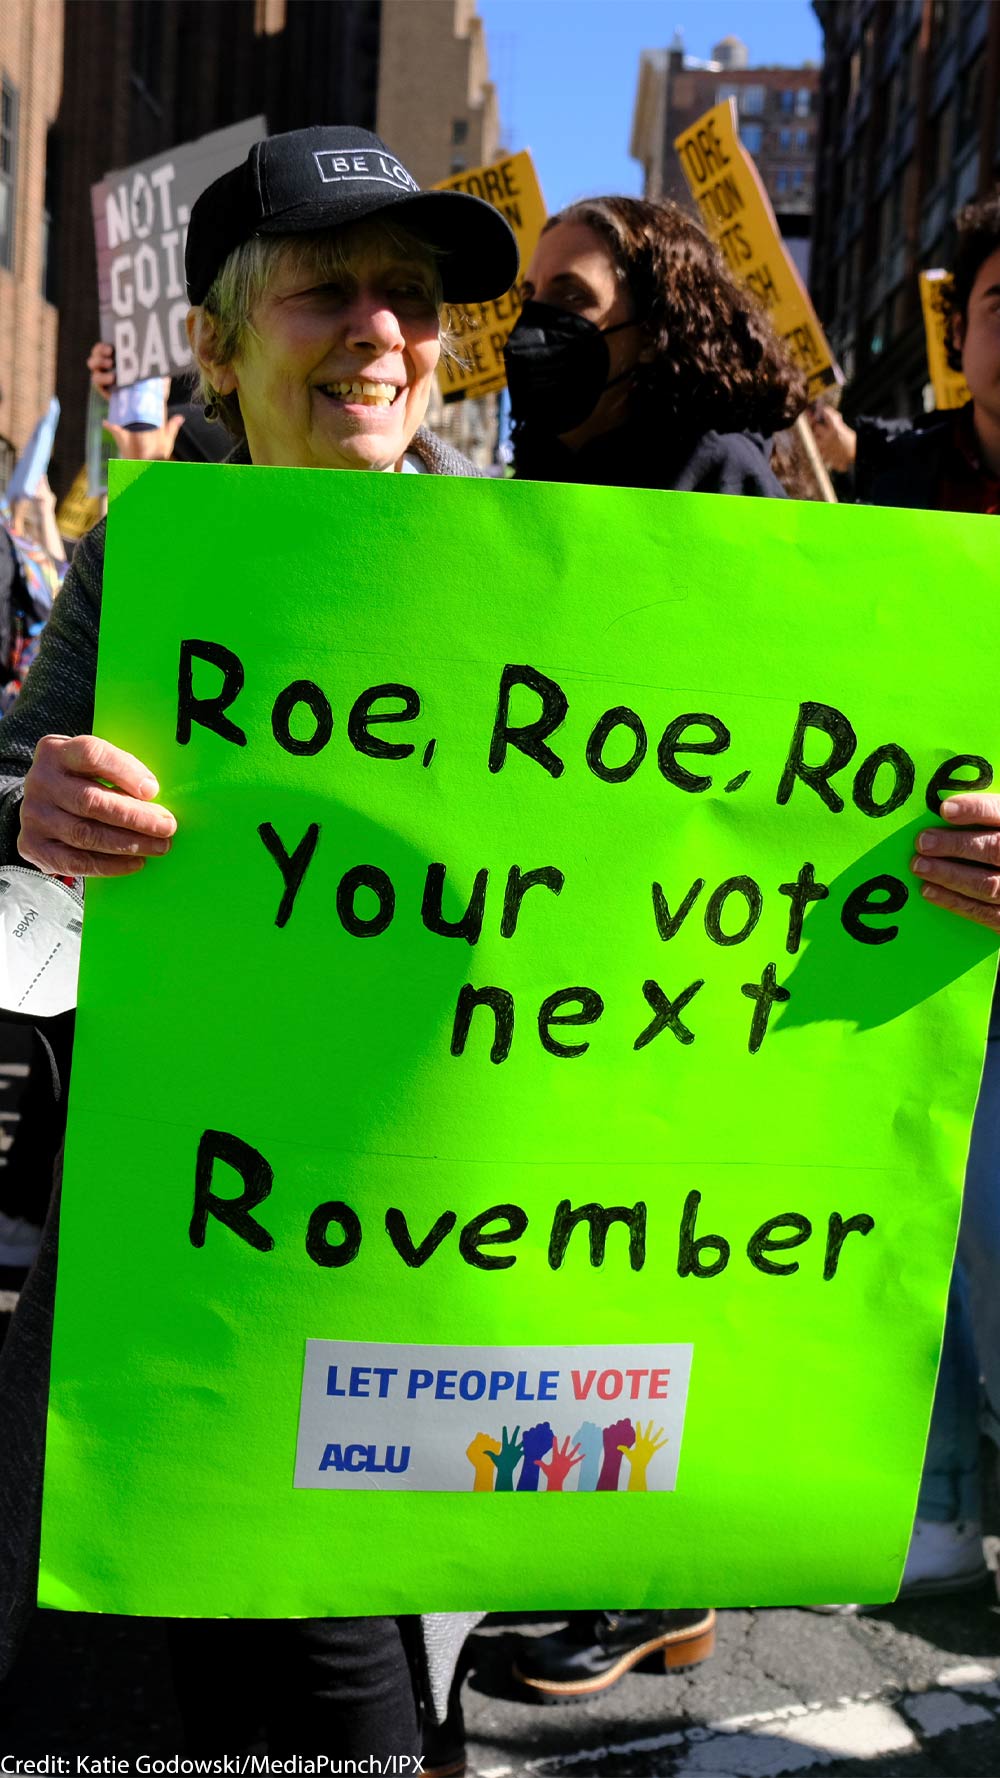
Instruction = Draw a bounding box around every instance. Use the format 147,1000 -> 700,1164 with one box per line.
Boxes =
913,793 -> 1000,930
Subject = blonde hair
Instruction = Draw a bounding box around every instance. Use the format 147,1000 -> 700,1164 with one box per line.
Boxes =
192,218 -> 456,439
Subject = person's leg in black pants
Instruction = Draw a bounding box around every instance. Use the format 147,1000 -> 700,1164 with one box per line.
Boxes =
168,1616 -> 420,1758
266,1617 -> 421,1756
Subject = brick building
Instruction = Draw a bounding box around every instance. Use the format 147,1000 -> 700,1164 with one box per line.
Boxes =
377,0 -> 498,189
377,0 -> 502,464
631,34 -> 820,276
0,0 -> 62,486
810,0 -> 1000,419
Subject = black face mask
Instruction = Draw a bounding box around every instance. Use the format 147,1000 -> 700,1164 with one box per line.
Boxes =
503,299 -> 637,433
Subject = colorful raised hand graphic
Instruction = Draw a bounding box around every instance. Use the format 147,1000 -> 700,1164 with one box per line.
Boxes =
517,1421 -> 554,1491
572,1421 -> 604,1492
466,1431 -> 501,1492
536,1434 -> 584,1492
618,1420 -> 668,1492
597,1417 -> 635,1491
487,1424 -> 524,1491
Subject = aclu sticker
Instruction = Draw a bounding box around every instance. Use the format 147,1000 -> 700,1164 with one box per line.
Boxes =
294,1341 -> 692,1492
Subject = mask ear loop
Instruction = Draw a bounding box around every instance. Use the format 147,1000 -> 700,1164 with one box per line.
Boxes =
598,316 -> 645,395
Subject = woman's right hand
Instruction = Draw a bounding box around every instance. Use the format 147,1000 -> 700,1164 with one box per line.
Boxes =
18,735 -> 177,877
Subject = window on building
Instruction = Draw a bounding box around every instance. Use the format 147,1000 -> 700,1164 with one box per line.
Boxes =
904,26 -> 921,102
844,146 -> 862,198
740,122 -> 763,155
797,128 -> 810,151
881,64 -> 905,139
779,128 -> 792,150
740,85 -> 765,116
779,89 -> 796,114
131,0 -> 164,104
41,126 -> 58,303
958,52 -> 984,146
837,248 -> 854,312
931,0 -> 959,51
925,97 -> 955,190
254,0 -> 286,33
716,83 -> 740,109
792,168 -> 807,194
0,77 -> 17,273
452,119 -> 468,145
883,175 -> 905,255
775,169 -> 790,195
795,88 -> 812,117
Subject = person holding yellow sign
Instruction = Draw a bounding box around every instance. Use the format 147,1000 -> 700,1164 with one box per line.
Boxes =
503,195 -> 803,497
812,197 -> 1000,514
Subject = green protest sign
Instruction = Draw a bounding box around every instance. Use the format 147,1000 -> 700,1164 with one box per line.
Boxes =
42,462 -> 997,1617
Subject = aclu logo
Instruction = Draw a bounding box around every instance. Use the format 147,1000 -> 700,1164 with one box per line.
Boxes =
320,1442 -> 411,1474
313,151 -> 419,193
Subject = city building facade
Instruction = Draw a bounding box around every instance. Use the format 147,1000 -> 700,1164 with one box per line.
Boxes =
2,0 -> 505,488
44,0 -> 380,492
810,0 -> 1000,418
0,0 -> 63,486
631,34 -> 820,274
377,0 -> 502,464
377,0 -> 498,188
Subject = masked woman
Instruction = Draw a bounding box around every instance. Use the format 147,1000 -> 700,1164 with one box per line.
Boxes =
0,126 -> 516,1760
483,195 -> 799,1709
504,195 -> 804,496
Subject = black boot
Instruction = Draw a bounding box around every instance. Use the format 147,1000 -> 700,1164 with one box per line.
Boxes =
512,1609 -> 715,1700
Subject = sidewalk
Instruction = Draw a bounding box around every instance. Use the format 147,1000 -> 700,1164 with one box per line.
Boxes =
4,1594 -> 1000,1774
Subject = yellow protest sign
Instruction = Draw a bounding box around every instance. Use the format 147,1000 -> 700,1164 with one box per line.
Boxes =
919,271 -> 971,410
675,101 -> 839,400
55,465 -> 103,540
433,150 -> 546,403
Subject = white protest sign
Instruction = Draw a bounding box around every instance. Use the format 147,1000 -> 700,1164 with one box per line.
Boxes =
91,117 -> 265,388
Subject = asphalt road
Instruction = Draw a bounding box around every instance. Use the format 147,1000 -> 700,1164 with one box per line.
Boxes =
5,1592 -> 1000,1775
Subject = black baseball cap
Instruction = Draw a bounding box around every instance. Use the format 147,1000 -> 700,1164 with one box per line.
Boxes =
185,126 -> 519,305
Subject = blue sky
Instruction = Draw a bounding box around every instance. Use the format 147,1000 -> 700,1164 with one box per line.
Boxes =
477,0 -> 824,212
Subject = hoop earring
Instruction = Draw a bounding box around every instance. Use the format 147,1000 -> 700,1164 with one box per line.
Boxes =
204,394 -> 220,422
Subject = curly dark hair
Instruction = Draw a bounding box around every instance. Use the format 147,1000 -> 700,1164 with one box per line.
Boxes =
943,192 -> 1000,372
542,195 -> 806,438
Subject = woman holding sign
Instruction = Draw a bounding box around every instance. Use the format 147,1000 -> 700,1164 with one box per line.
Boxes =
503,195 -> 803,496
0,126 -> 516,1761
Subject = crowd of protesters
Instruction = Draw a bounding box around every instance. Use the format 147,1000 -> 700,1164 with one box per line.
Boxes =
1,120 -> 1000,1770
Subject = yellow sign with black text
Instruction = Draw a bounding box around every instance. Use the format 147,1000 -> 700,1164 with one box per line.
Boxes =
919,271 -> 971,411
432,150 -> 546,403
55,465 -> 103,541
675,101 -> 839,400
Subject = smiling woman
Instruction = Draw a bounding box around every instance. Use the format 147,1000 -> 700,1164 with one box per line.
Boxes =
177,124 -> 514,478
188,221 -> 451,472
0,124 -> 518,1768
